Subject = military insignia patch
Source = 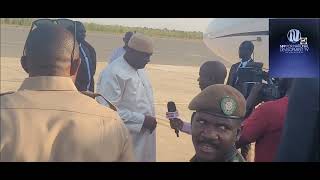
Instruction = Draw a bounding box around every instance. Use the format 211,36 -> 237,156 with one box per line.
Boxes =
220,96 -> 237,116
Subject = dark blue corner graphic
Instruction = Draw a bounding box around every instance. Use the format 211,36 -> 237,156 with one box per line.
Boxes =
269,19 -> 319,78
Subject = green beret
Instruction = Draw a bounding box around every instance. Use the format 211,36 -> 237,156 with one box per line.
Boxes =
188,84 -> 246,120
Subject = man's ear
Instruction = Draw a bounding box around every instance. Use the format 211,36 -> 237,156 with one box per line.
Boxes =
20,56 -> 29,73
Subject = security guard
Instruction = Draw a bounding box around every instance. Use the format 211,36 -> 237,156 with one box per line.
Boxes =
188,84 -> 246,162
0,24 -> 134,162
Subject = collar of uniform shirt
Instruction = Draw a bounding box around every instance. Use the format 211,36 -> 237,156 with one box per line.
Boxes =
18,76 -> 78,91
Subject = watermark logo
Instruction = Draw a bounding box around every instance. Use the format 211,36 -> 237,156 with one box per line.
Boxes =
280,29 -> 309,54
287,29 -> 301,43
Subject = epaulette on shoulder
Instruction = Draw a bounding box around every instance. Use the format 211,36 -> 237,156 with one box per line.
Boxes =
0,91 -> 15,96
80,91 -> 117,112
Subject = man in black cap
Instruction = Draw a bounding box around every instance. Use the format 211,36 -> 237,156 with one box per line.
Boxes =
188,84 -> 246,162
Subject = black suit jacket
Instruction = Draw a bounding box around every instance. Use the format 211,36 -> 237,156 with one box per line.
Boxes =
226,62 -> 241,87
75,40 -> 97,92
227,61 -> 248,97
227,60 -> 258,98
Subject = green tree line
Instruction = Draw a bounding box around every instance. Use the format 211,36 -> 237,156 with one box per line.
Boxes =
1,18 -> 203,40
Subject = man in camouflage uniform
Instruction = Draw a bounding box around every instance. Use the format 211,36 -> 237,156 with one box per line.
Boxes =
189,84 -> 246,162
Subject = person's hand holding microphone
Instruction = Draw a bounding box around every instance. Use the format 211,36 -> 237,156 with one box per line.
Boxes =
167,101 -> 181,137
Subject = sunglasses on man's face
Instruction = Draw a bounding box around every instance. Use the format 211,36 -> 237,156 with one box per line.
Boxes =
23,18 -> 77,61
33,19 -> 75,29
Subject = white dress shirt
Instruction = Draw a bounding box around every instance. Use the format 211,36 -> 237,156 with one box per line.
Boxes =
237,58 -> 253,70
96,55 -> 156,162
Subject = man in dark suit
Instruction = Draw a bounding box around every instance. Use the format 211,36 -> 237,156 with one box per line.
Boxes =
226,40 -> 255,160
226,41 -> 254,97
74,21 -> 96,92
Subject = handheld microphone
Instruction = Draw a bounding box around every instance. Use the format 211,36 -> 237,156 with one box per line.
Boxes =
167,101 -> 179,137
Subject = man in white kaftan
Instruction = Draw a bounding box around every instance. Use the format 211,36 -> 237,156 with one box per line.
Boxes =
96,33 -> 157,162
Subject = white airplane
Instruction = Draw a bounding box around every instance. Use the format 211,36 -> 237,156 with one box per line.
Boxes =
203,18 -> 269,69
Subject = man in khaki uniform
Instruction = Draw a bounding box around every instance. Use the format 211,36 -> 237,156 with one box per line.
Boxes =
0,24 -> 134,162
188,84 -> 246,162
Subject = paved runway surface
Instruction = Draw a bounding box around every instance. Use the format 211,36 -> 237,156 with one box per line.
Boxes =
0,25 -> 240,161
1,25 -> 231,67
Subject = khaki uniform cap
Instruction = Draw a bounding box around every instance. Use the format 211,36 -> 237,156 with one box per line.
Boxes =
188,84 -> 246,119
